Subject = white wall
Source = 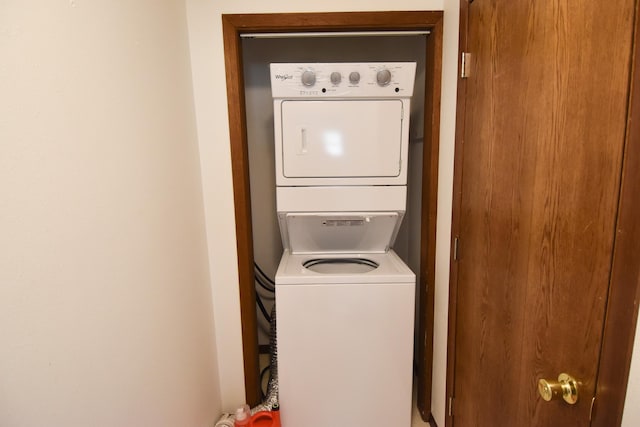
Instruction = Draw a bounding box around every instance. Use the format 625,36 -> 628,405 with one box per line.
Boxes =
0,1 -> 221,426
186,1 -> 460,425
623,320 -> 640,425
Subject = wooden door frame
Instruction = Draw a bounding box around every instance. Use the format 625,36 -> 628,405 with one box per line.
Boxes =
221,11 -> 444,421
592,0 -> 640,424
446,1 -> 640,426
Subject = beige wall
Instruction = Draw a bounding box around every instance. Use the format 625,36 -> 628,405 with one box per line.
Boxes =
0,1 -> 220,426
624,322 -> 640,425
185,1 -> 459,425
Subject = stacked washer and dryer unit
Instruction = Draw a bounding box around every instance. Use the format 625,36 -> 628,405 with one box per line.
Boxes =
270,62 -> 417,427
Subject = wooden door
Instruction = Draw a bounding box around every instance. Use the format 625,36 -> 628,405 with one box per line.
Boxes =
451,1 -> 637,426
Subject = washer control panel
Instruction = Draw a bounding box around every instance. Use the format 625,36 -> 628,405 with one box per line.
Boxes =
270,62 -> 416,98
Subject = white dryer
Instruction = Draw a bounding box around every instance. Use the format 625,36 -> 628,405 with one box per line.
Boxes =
270,62 -> 417,427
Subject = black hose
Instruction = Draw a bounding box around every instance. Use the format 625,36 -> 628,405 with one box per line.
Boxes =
303,257 -> 379,269
255,274 -> 275,293
255,263 -> 276,286
259,365 -> 271,398
256,292 -> 272,323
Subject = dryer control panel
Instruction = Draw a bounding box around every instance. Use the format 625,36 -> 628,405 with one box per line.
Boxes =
270,62 -> 416,98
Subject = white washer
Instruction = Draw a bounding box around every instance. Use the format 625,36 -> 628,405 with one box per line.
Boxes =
270,62 -> 417,427
276,250 -> 415,427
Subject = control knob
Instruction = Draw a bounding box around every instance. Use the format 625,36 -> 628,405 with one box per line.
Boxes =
330,72 -> 342,84
349,71 -> 361,84
301,70 -> 316,87
376,69 -> 392,86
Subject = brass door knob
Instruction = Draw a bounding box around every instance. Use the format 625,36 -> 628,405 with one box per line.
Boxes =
538,373 -> 579,404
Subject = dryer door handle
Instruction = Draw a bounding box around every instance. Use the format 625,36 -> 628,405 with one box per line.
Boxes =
299,127 -> 308,155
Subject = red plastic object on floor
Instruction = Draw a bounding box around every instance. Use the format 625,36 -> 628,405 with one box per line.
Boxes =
233,405 -> 281,427
250,409 -> 281,427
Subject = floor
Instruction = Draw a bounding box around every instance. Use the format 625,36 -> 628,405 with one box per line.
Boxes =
412,411 -> 431,426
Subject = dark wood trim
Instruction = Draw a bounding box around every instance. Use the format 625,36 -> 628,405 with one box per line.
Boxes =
417,12 -> 444,421
222,15 -> 261,406
428,413 -> 440,427
221,11 -> 445,33
445,2 -> 469,427
221,11 -> 444,411
592,0 -> 640,424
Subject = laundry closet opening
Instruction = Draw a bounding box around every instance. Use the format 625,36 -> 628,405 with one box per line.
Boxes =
243,32 -> 426,346
222,12 -> 443,421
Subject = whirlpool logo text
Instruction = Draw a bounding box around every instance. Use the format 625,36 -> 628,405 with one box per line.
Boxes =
275,74 -> 293,80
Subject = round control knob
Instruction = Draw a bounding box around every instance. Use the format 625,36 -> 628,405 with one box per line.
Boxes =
349,71 -> 361,84
301,70 -> 316,87
330,72 -> 342,85
376,69 -> 392,86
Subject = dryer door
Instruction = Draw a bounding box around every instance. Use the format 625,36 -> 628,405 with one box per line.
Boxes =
279,99 -> 405,181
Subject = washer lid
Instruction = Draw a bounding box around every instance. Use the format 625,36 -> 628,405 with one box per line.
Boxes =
275,250 -> 415,285
278,212 -> 403,254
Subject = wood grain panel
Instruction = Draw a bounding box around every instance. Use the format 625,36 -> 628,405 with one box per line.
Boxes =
452,1 -> 635,426
222,11 -> 445,33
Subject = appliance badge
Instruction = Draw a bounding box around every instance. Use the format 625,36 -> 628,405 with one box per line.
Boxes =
322,219 -> 365,227
275,74 -> 293,80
